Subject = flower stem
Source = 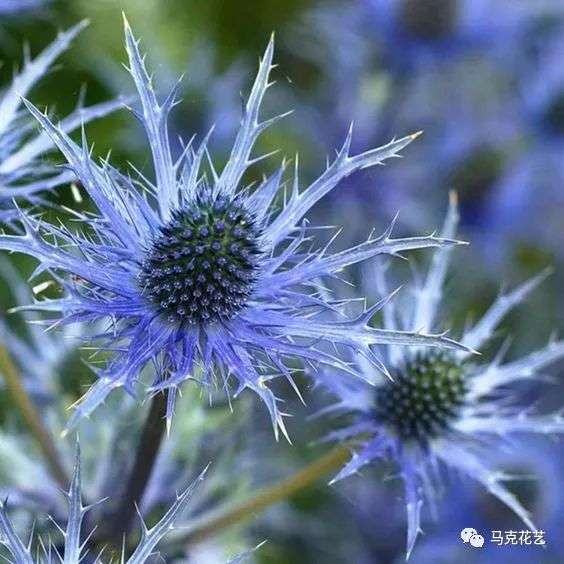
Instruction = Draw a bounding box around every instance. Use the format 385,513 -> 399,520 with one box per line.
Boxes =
0,342 -> 68,488
176,444 -> 351,545
105,392 -> 168,549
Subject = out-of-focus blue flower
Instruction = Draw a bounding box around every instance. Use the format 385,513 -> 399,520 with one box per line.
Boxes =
481,27 -> 564,261
291,0 -> 542,142
363,0 -> 559,73
320,194 -> 564,559
520,27 -> 564,138
288,1 -> 564,271
0,0 -> 50,16
185,44 -> 249,151
0,21 -> 125,224
481,144 -> 564,264
288,2 -> 375,149
0,18 -> 469,437
0,444 -> 209,563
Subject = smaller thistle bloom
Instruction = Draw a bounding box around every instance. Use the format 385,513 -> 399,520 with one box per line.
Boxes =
0,18 -> 468,437
321,194 -> 564,558
0,21 -> 124,223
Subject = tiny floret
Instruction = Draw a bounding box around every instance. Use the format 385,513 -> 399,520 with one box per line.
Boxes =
139,193 -> 262,324
375,351 -> 466,442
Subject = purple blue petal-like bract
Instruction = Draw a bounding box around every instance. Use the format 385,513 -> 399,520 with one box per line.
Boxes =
0,21 -> 125,224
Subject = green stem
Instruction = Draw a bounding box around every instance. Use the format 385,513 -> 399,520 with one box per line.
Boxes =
176,444 -> 351,545
0,342 -> 68,488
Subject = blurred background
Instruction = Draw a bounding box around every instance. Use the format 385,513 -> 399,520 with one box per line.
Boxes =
0,1 -> 563,562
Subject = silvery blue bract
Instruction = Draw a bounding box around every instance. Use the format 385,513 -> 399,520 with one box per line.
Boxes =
0,22 -> 124,224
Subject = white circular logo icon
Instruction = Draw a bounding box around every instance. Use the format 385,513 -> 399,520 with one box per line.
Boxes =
469,533 -> 485,548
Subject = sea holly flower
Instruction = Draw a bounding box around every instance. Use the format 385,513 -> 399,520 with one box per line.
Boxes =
0,17 -> 469,438
0,21 -> 125,223
320,194 -> 564,558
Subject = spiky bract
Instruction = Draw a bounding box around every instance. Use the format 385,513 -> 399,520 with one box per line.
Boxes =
0,445 -> 208,563
0,21 -> 124,224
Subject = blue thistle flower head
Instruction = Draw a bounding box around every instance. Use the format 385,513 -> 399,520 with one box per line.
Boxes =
0,17 -> 469,438
0,21 -> 124,224
320,193 -> 564,559
0,444 -> 210,563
